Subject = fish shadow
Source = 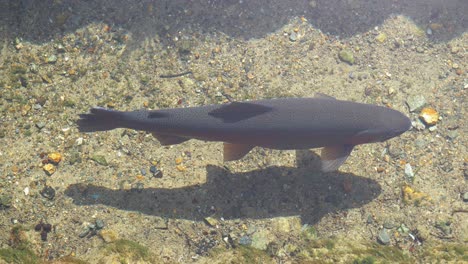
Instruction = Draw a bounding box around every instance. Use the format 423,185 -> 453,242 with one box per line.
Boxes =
65,151 -> 381,224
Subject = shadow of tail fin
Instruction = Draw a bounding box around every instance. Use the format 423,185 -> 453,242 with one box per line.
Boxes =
77,107 -> 123,132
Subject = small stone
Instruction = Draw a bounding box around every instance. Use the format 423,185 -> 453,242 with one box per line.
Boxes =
0,195 -> 12,208
289,31 -> 297,42
79,227 -> 91,238
406,95 -> 426,112
397,224 -> 410,234
377,228 -> 390,245
47,55 -> 57,63
40,186 -> 56,200
428,125 -> 437,132
95,219 -> 105,229
48,152 -> 62,164
43,164 -> 56,175
150,165 -> 162,178
75,137 -> 83,146
239,236 -> 252,246
412,120 -> 426,131
435,222 -> 451,236
204,217 -> 219,227
251,230 -> 273,250
175,157 -> 183,165
23,187 -> 30,196
419,107 -> 439,126
99,229 -> 119,243
176,165 -> 186,172
375,33 -> 387,43
463,192 -> 468,202
36,122 -> 46,129
404,163 -> 414,182
338,49 -> 355,65
383,220 -> 396,229
91,155 -> 108,166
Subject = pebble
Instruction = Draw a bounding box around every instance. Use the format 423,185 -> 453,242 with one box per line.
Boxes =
239,235 -> 252,246
150,165 -> 163,178
99,229 -> 119,243
47,55 -> 57,63
96,219 -> 105,229
397,224 -> 409,234
377,228 -> 390,245
419,107 -> 439,126
338,49 -> 355,65
204,216 -> 219,227
36,122 -> 46,129
375,33 -> 387,43
463,192 -> 468,202
91,155 -> 108,166
40,186 -> 56,200
0,195 -> 12,208
289,31 -> 297,42
428,125 -> 437,132
48,152 -> 62,164
411,120 -> 426,131
43,164 -> 56,175
79,226 -> 91,238
383,220 -> 396,229
404,163 -> 414,181
406,95 -> 426,112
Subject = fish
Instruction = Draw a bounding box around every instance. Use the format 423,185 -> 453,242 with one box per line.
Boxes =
77,93 -> 411,172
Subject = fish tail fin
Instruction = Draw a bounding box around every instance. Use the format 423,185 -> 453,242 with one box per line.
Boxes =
77,107 -> 124,132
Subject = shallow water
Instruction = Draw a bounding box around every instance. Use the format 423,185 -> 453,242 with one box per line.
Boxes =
0,0 -> 466,263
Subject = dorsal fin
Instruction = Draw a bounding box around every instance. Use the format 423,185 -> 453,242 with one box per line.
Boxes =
314,93 -> 336,100
208,102 -> 273,123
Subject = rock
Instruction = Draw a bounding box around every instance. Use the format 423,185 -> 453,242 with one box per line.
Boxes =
289,32 -> 297,42
377,228 -> 390,245
43,164 -> 56,175
96,219 -> 105,229
47,55 -> 58,63
204,216 -> 219,227
406,95 -> 426,112
338,49 -> 355,65
463,192 -> 468,202
99,229 -> 119,243
375,33 -> 387,43
419,107 -> 439,126
238,235 -> 252,246
91,155 -> 108,166
40,186 -> 56,200
251,230 -> 274,250
0,194 -> 12,208
36,122 -> 46,129
271,217 -> 301,234
404,163 -> 414,182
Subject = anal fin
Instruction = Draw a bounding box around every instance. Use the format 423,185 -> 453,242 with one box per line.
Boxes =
223,143 -> 254,161
320,145 -> 354,172
152,132 -> 190,146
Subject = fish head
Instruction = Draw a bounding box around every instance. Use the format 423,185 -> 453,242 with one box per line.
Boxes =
351,108 -> 411,145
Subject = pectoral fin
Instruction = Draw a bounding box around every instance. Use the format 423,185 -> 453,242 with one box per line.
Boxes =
152,132 -> 190,146
320,145 -> 354,172
223,143 -> 254,161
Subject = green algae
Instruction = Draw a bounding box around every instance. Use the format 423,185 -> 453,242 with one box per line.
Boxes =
102,239 -> 154,263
